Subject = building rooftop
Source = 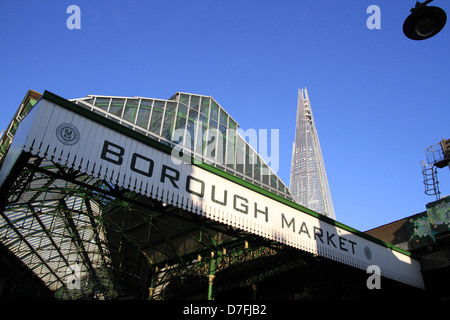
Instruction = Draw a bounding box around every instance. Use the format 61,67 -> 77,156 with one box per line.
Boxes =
71,92 -> 293,201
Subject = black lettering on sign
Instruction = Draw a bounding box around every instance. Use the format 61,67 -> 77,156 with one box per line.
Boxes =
211,185 -> 227,206
233,195 -> 248,214
254,203 -> 268,222
130,153 -> 154,177
161,165 -> 180,189
101,140 -> 124,165
186,175 -> 204,197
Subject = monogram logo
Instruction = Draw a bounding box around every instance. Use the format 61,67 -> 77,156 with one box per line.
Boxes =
56,123 -> 80,145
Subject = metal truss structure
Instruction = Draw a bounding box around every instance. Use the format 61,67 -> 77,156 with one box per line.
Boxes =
0,149 -> 321,300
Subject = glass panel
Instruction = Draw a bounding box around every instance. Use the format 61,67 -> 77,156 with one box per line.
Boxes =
173,103 -> 188,144
219,125 -> 227,165
149,109 -> 163,135
278,181 -> 285,193
199,112 -> 208,126
175,103 -> 187,128
136,99 -> 153,129
219,109 -> 228,127
149,101 -> 165,135
195,123 -> 204,156
253,156 -> 261,182
94,98 -> 110,111
270,174 -> 277,189
229,118 -> 237,131
188,108 -> 198,122
161,101 -> 176,140
153,101 -> 165,114
109,98 -> 125,117
190,95 -> 200,111
209,118 -> 218,130
219,123 -> 227,137
261,163 -> 269,185
210,100 -> 219,121
123,99 -> 139,123
204,129 -> 217,161
245,145 -> 253,177
186,119 -> 196,149
200,97 -> 210,116
186,108 -> 199,149
179,94 -> 190,107
226,128 -> 236,169
235,136 -> 245,174
195,114 -> 206,156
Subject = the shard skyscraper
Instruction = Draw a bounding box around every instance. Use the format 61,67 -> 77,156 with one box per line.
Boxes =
290,88 -> 335,219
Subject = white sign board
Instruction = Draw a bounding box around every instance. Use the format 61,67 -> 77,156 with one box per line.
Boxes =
3,93 -> 425,289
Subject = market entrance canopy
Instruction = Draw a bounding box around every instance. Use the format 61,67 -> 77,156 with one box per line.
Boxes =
0,91 -> 425,294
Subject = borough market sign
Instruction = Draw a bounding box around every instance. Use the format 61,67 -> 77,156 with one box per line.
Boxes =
0,91 -> 425,289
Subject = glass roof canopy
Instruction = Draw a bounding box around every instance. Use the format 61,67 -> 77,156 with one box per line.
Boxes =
0,91 -> 116,299
0,157 -> 116,299
71,92 -> 293,201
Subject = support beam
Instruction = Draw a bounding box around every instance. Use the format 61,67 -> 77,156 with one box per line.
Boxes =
208,251 -> 216,300
148,268 -> 159,300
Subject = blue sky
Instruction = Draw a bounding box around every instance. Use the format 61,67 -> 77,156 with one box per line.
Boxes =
1,0 -> 449,231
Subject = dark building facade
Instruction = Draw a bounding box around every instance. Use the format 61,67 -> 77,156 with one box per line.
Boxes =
366,196 -> 450,299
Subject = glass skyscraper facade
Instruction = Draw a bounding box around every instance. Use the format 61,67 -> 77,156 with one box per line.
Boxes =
289,88 -> 335,219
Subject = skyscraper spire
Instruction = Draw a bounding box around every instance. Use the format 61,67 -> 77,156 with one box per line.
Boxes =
290,88 -> 335,219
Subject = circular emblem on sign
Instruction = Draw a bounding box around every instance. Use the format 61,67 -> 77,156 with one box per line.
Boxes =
364,246 -> 372,260
56,123 -> 80,145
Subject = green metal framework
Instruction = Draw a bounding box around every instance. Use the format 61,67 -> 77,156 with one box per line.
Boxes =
0,90 -> 41,159
0,90 -> 424,300
0,148 -> 307,299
